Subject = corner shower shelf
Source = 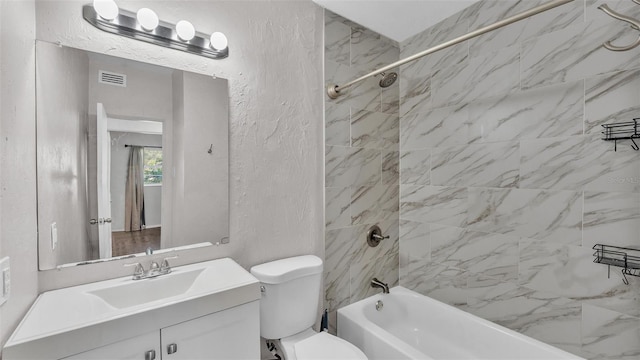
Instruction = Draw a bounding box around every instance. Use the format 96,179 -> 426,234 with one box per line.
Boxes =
593,244 -> 640,285
601,118 -> 640,151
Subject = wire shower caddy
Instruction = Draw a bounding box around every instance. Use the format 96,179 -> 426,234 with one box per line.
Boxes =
601,118 -> 640,151
593,244 -> 640,285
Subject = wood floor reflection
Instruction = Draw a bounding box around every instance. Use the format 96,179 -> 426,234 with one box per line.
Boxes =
112,227 -> 161,256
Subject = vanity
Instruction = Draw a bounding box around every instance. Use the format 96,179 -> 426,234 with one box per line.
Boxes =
3,258 -> 260,359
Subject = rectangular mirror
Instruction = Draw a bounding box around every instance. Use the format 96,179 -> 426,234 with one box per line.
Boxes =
36,40 -> 229,270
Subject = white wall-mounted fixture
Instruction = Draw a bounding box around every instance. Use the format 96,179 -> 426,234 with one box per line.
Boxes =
136,8 -> 159,32
176,20 -> 195,41
93,0 -> 118,21
209,32 -> 228,51
83,3 -> 228,60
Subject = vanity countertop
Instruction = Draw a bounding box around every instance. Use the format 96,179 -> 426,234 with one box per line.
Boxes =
3,258 -> 259,359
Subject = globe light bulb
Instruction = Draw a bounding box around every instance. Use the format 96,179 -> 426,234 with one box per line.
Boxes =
176,20 -> 195,41
209,32 -> 228,51
137,8 -> 159,31
93,0 -> 118,21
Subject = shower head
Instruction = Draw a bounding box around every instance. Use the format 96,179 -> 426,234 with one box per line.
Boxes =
378,72 -> 398,88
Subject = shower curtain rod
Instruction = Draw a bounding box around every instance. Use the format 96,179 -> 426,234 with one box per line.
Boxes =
327,0 -> 575,99
125,144 -> 162,149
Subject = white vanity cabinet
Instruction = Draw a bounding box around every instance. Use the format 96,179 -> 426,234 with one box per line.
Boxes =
61,302 -> 259,360
3,259 -> 261,360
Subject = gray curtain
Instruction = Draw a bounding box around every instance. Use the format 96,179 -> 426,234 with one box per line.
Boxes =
125,146 -> 145,232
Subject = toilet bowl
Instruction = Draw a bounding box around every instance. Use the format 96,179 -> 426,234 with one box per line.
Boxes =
278,328 -> 366,360
250,255 -> 367,360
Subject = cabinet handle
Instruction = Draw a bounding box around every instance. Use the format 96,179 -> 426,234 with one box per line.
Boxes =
144,350 -> 156,360
167,343 -> 178,354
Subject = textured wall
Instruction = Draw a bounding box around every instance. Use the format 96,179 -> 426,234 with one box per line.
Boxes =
33,0 -> 324,291
323,10 -> 400,333
0,0 -> 38,349
398,0 -> 640,358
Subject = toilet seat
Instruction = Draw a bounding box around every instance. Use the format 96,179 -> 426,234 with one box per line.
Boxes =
293,332 -> 367,359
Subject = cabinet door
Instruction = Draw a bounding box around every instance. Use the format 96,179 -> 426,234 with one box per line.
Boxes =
61,331 -> 160,360
161,301 -> 259,360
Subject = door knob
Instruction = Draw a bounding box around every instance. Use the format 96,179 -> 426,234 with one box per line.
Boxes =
89,219 -> 98,225
104,218 -> 112,223
167,343 -> 178,354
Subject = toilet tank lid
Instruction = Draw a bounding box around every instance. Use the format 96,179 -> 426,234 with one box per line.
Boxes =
250,255 -> 323,284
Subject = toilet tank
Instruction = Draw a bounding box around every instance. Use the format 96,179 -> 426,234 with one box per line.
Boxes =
250,255 -> 323,340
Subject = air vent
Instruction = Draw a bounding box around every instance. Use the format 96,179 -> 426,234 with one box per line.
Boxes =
98,70 -> 127,87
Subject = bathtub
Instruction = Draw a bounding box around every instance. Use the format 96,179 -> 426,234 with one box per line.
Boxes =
337,286 -> 583,360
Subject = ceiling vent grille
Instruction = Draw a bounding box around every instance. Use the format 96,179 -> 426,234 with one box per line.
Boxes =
98,70 -> 127,87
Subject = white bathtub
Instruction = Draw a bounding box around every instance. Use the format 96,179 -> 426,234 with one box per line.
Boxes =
337,286 -> 583,360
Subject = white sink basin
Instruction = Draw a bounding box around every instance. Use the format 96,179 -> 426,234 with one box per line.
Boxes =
88,268 -> 204,309
3,258 -> 260,360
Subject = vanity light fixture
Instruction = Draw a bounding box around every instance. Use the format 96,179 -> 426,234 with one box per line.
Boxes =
83,3 -> 228,60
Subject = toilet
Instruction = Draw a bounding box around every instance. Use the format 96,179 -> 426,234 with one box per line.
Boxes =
250,255 -> 368,360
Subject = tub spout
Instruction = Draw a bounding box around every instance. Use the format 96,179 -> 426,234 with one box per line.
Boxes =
371,277 -> 389,294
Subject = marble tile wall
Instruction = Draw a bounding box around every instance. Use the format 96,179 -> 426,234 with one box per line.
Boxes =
324,11 -> 400,333
398,0 -> 640,359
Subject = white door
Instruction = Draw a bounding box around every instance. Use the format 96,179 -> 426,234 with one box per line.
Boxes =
97,103 -> 113,259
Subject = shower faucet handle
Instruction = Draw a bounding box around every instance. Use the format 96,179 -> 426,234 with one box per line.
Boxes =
366,225 -> 389,247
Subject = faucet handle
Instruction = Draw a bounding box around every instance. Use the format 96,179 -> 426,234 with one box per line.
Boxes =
124,262 -> 145,278
160,255 -> 178,273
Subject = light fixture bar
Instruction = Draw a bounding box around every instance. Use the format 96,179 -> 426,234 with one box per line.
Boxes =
82,5 -> 228,60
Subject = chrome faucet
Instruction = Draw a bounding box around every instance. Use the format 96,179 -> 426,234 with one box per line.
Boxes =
371,277 -> 389,294
125,256 -> 178,280
147,261 -> 161,277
